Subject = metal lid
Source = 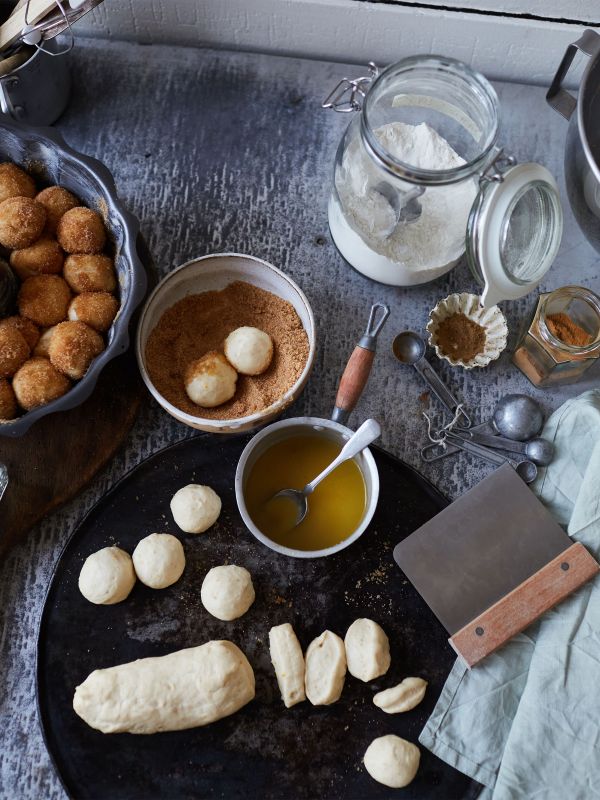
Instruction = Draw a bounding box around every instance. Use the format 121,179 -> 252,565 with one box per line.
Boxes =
466,163 -> 563,307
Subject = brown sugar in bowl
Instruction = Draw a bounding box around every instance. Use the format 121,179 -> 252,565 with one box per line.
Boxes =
136,253 -> 316,434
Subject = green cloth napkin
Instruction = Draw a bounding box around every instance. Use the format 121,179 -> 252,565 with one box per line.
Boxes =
420,390 -> 600,799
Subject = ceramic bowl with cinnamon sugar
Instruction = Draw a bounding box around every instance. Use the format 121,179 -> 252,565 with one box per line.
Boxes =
136,253 -> 316,433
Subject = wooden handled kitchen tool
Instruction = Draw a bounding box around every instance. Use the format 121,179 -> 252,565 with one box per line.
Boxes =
332,302 -> 389,425
393,464 -> 600,668
0,0 -> 56,52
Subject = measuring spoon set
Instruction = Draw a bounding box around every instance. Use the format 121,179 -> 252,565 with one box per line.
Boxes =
392,331 -> 554,483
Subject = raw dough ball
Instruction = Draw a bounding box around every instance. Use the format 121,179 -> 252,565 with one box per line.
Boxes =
0,378 -> 17,419
73,640 -> 255,734
63,254 -> 116,293
305,630 -> 347,705
0,326 -> 29,377
48,320 -> 104,379
224,326 -> 273,375
0,316 -> 39,350
68,291 -> 119,332
373,677 -> 428,714
363,735 -> 420,788
132,533 -> 185,589
18,274 -> 72,327
344,618 -> 391,682
33,326 -> 56,357
170,484 -> 221,533
200,565 -> 255,621
10,237 -> 64,279
12,357 -> 70,410
0,196 -> 46,248
57,206 -> 106,254
0,162 -> 35,202
184,351 -> 238,408
78,546 -> 136,605
269,623 -> 306,708
36,186 -> 79,234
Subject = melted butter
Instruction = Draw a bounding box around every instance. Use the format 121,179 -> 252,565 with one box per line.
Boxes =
244,433 -> 366,551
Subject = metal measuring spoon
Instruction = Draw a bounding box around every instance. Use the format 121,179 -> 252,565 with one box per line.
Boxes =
268,418 -> 381,527
492,394 -> 544,441
372,182 -> 424,237
444,431 -> 538,484
392,331 -> 472,428
455,430 -> 554,466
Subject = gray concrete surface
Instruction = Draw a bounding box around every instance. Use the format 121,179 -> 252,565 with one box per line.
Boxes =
1,37 -> 598,799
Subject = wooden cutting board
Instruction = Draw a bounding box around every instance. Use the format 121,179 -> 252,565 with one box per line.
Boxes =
0,236 -> 155,558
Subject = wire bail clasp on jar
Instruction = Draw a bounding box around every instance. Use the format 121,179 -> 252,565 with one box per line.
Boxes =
479,148 -> 516,184
322,62 -> 379,112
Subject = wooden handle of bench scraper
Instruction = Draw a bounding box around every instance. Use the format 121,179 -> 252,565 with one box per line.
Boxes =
449,542 -> 600,668
331,302 -> 389,425
0,0 -> 56,52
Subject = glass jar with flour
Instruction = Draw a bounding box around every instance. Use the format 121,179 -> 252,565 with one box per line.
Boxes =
323,56 -> 563,305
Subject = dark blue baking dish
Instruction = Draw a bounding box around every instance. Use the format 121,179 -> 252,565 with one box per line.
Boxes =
0,117 -> 147,437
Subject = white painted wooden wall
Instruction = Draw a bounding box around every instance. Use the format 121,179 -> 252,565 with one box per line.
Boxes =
76,0 -> 600,87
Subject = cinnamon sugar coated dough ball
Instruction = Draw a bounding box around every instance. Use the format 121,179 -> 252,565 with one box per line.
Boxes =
33,326 -> 56,357
18,274 -> 71,326
36,186 -> 78,234
170,484 -> 222,534
12,357 -> 70,410
48,321 -> 104,380
132,533 -> 185,589
68,292 -> 119,332
0,378 -> 17,419
63,254 -> 116,293
184,351 -> 238,408
0,162 -> 35,202
57,207 -> 106,254
0,326 -> 29,377
224,326 -> 273,375
0,196 -> 46,249
0,316 -> 39,350
10,237 -> 64,280
78,546 -> 136,605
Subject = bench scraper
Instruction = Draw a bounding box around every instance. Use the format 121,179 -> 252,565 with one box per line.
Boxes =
393,464 -> 599,668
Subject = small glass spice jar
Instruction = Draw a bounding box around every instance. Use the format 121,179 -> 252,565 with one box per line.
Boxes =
513,286 -> 600,387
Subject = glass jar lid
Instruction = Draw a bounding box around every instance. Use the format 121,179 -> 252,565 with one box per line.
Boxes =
466,163 -> 563,307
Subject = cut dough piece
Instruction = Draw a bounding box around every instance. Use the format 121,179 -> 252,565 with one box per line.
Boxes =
373,677 -> 427,714
132,533 -> 185,589
363,734 -> 420,788
73,640 -> 255,734
344,618 -> 390,682
201,565 -> 255,621
224,326 -> 273,375
170,483 -> 222,534
269,623 -> 306,708
78,546 -> 136,605
304,630 -> 346,705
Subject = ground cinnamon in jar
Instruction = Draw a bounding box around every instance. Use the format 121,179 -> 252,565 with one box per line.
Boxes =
546,312 -> 592,347
145,281 -> 309,419
435,312 -> 486,362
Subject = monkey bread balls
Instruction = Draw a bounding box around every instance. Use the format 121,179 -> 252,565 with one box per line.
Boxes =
0,316 -> 39,350
224,326 -> 274,375
36,186 -> 78,234
68,292 -> 119,332
0,326 -> 29,377
57,207 -> 106,254
12,357 -> 70,410
0,197 -> 46,249
10,237 -> 64,280
184,351 -> 238,408
18,274 -> 72,327
0,378 -> 17,419
0,163 -> 35,203
63,254 -> 116,294
48,320 -> 104,380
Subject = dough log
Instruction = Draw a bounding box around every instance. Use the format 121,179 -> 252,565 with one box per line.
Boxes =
73,640 -> 255,734
269,623 -> 306,708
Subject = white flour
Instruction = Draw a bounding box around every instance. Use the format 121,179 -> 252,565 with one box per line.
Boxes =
332,122 -> 477,283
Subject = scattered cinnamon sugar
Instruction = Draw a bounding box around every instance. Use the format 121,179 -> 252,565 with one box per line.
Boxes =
435,312 -> 486,362
145,281 -> 310,419
546,312 -> 592,347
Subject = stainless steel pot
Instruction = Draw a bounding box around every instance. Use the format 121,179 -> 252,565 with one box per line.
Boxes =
547,29 -> 600,253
